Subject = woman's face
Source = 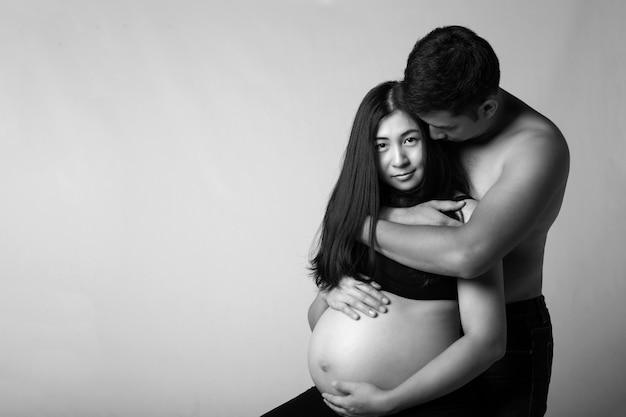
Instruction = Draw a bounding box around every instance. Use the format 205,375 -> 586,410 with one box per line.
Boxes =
375,110 -> 425,191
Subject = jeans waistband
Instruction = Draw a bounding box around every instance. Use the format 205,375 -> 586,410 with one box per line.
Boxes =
506,295 -> 550,323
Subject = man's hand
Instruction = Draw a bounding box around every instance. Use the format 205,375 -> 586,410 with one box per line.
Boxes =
380,200 -> 465,226
323,277 -> 389,320
322,381 -> 394,417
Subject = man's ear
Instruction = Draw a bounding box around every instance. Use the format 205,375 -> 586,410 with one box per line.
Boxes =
479,97 -> 498,119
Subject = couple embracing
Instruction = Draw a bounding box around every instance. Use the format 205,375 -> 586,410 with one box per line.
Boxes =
262,25 -> 569,417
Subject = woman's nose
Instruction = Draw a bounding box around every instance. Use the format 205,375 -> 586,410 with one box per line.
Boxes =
392,147 -> 409,166
429,126 -> 447,140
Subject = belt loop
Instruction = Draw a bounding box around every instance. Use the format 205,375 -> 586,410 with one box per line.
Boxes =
538,295 -> 550,323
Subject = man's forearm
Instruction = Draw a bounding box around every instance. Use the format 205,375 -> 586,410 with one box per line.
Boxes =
363,218 -> 491,279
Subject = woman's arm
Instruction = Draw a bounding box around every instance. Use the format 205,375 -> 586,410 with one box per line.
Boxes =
382,262 -> 506,412
322,262 -> 506,416
308,292 -> 329,331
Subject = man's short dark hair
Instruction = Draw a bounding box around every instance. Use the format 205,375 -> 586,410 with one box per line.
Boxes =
404,26 -> 500,117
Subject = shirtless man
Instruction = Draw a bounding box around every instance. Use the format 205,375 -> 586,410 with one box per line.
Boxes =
321,26 -> 569,416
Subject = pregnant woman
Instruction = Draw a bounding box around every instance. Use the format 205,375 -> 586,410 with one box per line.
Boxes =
261,81 -> 505,416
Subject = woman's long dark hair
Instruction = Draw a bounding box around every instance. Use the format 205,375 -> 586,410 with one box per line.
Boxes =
310,81 -> 468,290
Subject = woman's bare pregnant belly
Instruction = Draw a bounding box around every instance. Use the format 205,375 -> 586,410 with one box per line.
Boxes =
308,292 -> 461,394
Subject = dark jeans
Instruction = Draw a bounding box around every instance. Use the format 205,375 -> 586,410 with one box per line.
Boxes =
260,381 -> 480,417
474,295 -> 554,417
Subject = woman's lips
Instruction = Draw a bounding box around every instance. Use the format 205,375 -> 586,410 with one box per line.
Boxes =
393,169 -> 416,179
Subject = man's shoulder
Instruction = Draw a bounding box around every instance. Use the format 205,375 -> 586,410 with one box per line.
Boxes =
494,91 -> 566,148
500,107 -> 568,161
462,106 -> 569,196
497,110 -> 570,189
461,110 -> 567,164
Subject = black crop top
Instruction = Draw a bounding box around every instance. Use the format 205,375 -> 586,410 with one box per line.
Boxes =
358,195 -> 472,301
359,252 -> 458,300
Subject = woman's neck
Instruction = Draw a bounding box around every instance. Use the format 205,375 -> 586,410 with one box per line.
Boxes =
382,184 -> 424,208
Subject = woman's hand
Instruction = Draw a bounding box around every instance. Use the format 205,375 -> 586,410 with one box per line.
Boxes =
380,200 -> 465,226
322,381 -> 394,417
323,277 -> 389,320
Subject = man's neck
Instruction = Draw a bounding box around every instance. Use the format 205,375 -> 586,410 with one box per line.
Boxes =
471,89 -> 519,144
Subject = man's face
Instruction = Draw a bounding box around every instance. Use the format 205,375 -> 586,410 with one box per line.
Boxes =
419,110 -> 488,143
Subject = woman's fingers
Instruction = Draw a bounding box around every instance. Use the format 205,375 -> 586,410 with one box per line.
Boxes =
351,299 -> 378,317
323,399 -> 352,417
329,276 -> 390,318
426,199 -> 466,212
355,279 -> 389,309
340,303 -> 361,320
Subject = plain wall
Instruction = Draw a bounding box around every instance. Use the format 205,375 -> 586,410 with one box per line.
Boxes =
0,1 -> 624,416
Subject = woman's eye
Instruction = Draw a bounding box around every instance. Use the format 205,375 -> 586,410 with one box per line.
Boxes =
405,137 -> 418,144
376,142 -> 387,150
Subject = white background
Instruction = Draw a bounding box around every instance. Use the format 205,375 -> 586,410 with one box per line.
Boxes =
0,1 -> 624,416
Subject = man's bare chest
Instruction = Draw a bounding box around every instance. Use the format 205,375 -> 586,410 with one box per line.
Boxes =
459,145 -> 504,200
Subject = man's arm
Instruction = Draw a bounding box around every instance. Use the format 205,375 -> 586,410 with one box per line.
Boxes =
363,133 -> 570,278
